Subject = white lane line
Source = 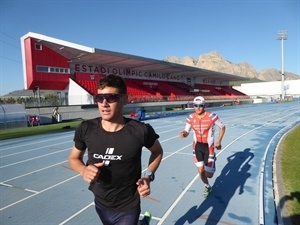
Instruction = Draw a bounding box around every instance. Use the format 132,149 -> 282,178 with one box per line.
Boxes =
0,148 -> 70,169
0,133 -> 73,152
1,160 -> 68,183
58,202 -> 95,225
1,152 -> 87,183
157,174 -> 199,225
58,203 -> 163,225
0,182 -> 39,194
0,140 -> 72,158
0,174 -> 80,211
156,142 -> 234,224
258,120 -> 298,225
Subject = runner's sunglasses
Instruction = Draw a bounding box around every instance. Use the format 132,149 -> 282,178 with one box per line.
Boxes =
193,104 -> 205,108
94,94 -> 124,103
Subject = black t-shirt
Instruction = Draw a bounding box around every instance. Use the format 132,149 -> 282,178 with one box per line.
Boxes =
73,117 -> 159,211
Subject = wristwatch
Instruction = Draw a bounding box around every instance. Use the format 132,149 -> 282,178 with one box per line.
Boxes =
144,171 -> 155,182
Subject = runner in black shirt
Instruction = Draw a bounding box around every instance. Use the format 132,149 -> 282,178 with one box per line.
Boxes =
69,74 -> 163,225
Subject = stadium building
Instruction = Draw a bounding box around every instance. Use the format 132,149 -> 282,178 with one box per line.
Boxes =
234,80 -> 300,102
20,32 -> 250,108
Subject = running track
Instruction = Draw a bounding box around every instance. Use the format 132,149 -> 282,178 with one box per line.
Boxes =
1,101 -> 299,225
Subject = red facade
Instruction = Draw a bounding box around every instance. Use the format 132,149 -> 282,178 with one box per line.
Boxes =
24,38 -> 70,90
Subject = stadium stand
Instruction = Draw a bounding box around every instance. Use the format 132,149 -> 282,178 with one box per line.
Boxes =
74,73 -> 248,103
19,32 -> 251,107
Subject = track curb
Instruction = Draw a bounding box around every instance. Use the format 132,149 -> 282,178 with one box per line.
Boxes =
273,125 -> 298,225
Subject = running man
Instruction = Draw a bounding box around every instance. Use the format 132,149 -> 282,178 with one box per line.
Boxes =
68,74 -> 163,224
179,96 -> 225,197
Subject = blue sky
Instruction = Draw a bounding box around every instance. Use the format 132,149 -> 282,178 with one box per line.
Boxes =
0,0 -> 299,96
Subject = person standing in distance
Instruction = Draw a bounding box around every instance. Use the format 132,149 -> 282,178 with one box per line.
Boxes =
68,74 -> 163,225
52,107 -> 59,123
179,96 -> 225,197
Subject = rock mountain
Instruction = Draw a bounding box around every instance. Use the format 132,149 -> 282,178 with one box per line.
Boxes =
164,51 -> 299,81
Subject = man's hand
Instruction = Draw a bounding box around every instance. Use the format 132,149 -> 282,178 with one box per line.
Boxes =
81,162 -> 104,183
179,131 -> 188,138
136,177 -> 151,197
215,141 -> 222,150
215,144 -> 222,150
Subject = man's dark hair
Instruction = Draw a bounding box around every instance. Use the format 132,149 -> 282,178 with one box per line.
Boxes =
98,74 -> 127,94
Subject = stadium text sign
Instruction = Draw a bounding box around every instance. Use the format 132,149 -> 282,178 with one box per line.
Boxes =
74,64 -> 180,81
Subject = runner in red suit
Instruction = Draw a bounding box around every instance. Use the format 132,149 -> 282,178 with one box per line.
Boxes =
179,96 -> 225,197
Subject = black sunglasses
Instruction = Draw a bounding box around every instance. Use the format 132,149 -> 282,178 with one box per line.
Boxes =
193,104 -> 205,108
94,94 -> 124,103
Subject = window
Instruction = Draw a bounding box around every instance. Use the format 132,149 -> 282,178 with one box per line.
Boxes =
37,66 -> 49,72
36,65 -> 70,74
35,44 -> 42,50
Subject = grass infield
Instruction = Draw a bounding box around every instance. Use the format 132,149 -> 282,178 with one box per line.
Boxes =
0,120 -> 82,140
280,124 -> 300,224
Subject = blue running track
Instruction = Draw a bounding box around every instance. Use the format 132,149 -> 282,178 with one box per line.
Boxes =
0,101 -> 299,225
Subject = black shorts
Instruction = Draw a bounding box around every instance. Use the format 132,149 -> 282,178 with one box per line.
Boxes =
194,142 -> 209,164
95,203 -> 140,225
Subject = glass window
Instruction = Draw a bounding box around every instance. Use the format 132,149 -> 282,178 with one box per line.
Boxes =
35,44 -> 42,50
36,66 -> 48,72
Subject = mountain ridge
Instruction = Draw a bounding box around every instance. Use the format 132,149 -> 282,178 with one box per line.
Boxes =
164,51 -> 300,81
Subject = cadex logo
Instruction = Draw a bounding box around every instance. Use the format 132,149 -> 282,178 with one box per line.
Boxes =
93,148 -> 122,166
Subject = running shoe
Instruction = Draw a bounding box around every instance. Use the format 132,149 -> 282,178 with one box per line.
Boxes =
203,186 -> 212,198
140,211 -> 152,225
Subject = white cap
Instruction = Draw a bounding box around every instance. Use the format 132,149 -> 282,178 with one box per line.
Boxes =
193,96 -> 205,105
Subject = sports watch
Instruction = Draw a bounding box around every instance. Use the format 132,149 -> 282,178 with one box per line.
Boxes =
144,171 -> 155,182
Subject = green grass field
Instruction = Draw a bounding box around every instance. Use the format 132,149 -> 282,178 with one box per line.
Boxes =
0,120 -> 82,140
0,121 -> 299,222
280,124 -> 300,224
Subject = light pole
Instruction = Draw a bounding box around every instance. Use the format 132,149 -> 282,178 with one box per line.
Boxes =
277,30 -> 288,101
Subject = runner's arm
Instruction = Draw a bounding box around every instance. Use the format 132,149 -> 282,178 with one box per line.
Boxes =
68,146 -> 86,175
137,139 -> 163,197
215,125 -> 225,149
68,146 -> 103,183
179,123 -> 192,138
145,139 -> 163,176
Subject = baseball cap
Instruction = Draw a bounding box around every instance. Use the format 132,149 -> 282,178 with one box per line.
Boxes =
193,96 -> 205,105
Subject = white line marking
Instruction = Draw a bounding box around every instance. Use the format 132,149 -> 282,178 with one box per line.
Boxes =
0,175 -> 80,211
0,182 -> 39,194
0,140 -> 72,158
258,120 -> 298,225
0,133 -> 73,152
0,148 -> 70,169
59,202 -> 94,225
157,174 -> 199,225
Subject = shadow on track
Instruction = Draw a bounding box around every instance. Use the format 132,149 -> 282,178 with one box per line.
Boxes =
175,148 -> 254,225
